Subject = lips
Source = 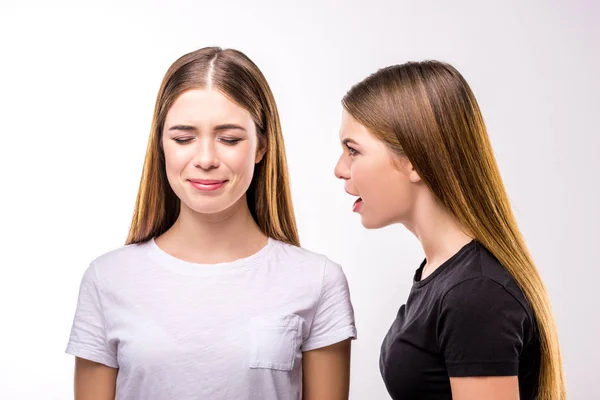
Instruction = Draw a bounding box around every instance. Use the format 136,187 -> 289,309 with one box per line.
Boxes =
352,197 -> 363,212
188,179 -> 228,192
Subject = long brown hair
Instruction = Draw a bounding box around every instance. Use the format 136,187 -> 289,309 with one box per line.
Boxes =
343,61 -> 565,399
126,47 -> 299,246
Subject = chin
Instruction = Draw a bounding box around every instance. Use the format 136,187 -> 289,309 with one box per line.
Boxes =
179,197 -> 229,215
185,204 -> 229,215
185,193 -> 248,216
360,216 -> 390,230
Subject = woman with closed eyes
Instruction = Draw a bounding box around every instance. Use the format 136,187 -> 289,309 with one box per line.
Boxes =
66,47 -> 356,400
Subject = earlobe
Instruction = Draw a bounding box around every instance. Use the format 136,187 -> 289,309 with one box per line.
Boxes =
407,163 -> 422,183
255,144 -> 267,164
409,171 -> 422,183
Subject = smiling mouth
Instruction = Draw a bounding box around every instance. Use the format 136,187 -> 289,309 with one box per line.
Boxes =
352,197 -> 363,212
188,179 -> 228,192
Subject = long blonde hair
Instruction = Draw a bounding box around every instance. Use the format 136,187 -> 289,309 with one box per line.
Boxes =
343,61 -> 565,399
126,47 -> 299,246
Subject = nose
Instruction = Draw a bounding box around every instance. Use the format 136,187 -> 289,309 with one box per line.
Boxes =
193,137 -> 220,170
334,154 -> 350,180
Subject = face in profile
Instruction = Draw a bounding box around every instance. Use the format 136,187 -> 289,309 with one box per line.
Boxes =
162,89 -> 265,216
334,109 -> 421,229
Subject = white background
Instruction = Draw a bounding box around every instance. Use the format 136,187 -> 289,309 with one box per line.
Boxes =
0,0 -> 598,398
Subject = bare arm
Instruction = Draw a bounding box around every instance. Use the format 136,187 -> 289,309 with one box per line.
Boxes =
74,357 -> 118,400
302,339 -> 351,400
450,376 -> 520,400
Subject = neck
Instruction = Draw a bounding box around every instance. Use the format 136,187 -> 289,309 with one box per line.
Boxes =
156,196 -> 268,264
405,191 -> 473,279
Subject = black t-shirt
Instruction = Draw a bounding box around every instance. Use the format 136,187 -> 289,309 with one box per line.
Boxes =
380,240 -> 541,400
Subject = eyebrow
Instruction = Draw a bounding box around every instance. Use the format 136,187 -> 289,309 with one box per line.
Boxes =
168,124 -> 196,132
168,124 -> 247,132
342,138 -> 358,146
214,124 -> 247,132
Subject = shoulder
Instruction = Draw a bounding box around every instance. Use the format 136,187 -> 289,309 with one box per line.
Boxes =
437,243 -> 529,306
86,240 -> 151,282
441,276 -> 523,312
438,246 -> 536,341
271,240 -> 343,275
430,241 -> 535,323
269,240 -> 349,292
452,244 -> 532,317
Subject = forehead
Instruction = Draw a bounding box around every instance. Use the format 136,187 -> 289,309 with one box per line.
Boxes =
339,109 -> 370,141
165,89 -> 252,125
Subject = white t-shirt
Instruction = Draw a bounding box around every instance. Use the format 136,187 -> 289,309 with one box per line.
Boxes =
66,238 -> 357,400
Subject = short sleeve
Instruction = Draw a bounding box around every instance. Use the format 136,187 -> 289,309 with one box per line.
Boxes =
302,259 -> 357,351
65,262 -> 118,368
438,277 -> 528,377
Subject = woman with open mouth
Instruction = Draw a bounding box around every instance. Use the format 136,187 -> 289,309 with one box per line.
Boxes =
334,61 -> 565,400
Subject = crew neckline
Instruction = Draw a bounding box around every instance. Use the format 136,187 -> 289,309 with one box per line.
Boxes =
145,237 -> 276,276
413,240 -> 477,288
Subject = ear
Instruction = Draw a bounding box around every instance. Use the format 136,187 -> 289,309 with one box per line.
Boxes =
255,136 -> 267,164
402,158 -> 421,183
394,155 -> 422,183
407,163 -> 422,183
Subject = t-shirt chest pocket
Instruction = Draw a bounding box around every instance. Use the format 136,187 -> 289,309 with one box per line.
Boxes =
249,314 -> 301,371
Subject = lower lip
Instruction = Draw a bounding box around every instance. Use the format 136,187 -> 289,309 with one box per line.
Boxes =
189,181 -> 227,191
353,198 -> 363,213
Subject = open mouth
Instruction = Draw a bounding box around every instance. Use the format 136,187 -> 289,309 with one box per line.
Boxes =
352,197 -> 363,212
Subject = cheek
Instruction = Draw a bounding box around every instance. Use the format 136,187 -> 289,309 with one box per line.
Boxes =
379,167 -> 418,221
223,143 -> 257,175
351,159 -> 388,194
163,145 -> 193,174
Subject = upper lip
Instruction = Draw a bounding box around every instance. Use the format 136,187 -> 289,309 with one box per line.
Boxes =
188,179 -> 227,184
345,189 -> 359,197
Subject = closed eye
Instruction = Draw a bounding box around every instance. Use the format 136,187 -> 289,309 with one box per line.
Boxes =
220,137 -> 242,145
173,137 -> 194,144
